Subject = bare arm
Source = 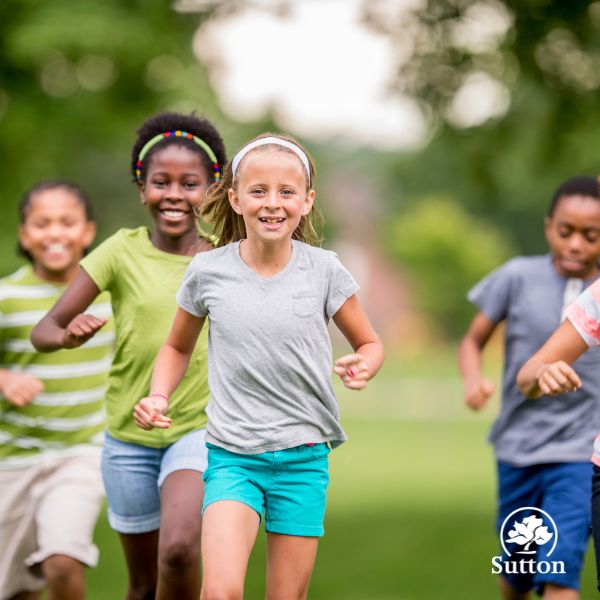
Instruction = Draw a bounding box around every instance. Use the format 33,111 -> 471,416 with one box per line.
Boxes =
516,319 -> 588,399
332,295 -> 384,390
30,269 -> 106,352
0,369 -> 44,407
133,307 -> 205,430
456,312 -> 497,411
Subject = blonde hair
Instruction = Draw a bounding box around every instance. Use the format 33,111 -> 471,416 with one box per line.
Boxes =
200,133 -> 323,247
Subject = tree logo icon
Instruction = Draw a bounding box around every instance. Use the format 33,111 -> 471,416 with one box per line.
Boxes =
500,507 -> 558,559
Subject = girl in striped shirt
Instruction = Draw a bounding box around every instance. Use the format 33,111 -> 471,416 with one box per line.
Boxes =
0,180 -> 112,600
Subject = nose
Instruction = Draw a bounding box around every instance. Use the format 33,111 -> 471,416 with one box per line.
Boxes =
263,191 -> 281,209
165,182 -> 184,200
567,233 -> 585,254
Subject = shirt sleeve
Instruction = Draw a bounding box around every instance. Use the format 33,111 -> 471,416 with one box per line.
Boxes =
79,230 -> 122,292
325,253 -> 360,319
467,260 -> 515,324
176,257 -> 207,318
565,280 -> 600,347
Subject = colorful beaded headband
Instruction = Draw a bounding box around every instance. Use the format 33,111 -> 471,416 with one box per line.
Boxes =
135,130 -> 221,183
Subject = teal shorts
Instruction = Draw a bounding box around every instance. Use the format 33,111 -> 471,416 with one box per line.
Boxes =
203,442 -> 330,537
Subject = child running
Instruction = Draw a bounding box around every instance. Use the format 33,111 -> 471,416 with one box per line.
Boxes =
0,181 -> 112,600
517,182 -> 600,594
457,176 -> 600,600
133,133 -> 385,600
31,113 -> 226,600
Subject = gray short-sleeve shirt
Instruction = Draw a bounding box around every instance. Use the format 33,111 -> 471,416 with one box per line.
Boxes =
468,254 -> 600,466
177,240 -> 359,454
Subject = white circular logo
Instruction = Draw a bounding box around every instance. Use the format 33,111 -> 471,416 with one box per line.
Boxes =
499,507 -> 558,558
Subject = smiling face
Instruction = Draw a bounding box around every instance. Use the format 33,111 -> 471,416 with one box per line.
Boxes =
545,194 -> 600,278
19,188 -> 95,283
139,144 -> 210,240
228,149 -> 315,246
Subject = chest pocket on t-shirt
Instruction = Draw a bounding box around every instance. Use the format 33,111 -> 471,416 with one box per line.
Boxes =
292,293 -> 317,318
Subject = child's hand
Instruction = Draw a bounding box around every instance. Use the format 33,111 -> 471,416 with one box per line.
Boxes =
63,314 -> 108,349
1,372 -> 44,407
334,353 -> 369,390
535,361 -> 582,396
464,378 -> 495,411
133,395 -> 172,430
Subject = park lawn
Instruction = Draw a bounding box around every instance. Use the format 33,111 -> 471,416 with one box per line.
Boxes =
86,417 -> 598,599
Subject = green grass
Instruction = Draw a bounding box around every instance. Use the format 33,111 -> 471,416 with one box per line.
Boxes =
86,417 -> 598,599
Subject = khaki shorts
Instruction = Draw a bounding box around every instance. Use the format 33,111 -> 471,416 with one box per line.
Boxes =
0,453 -> 104,599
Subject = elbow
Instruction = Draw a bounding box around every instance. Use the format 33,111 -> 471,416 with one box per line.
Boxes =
30,322 -> 53,353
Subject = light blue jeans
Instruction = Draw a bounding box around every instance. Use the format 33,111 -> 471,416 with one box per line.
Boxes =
101,428 -> 207,534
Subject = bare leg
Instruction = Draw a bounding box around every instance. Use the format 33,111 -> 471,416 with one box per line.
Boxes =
200,501 -> 260,600
265,533 -> 319,600
119,530 -> 159,600
156,469 -> 204,600
498,576 -> 531,600
41,555 -> 85,600
543,584 -> 578,600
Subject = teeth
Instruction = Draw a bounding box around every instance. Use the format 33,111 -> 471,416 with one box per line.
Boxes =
46,243 -> 66,252
260,218 -> 284,223
162,210 -> 185,217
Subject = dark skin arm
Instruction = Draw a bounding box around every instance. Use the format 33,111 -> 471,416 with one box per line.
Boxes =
456,312 -> 497,410
30,268 -> 108,352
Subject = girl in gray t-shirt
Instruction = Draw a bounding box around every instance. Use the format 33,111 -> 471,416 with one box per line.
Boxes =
134,134 -> 384,599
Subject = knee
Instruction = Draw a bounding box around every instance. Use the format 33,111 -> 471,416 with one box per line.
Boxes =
126,583 -> 155,600
201,583 -> 243,600
41,555 -> 81,586
159,535 -> 199,572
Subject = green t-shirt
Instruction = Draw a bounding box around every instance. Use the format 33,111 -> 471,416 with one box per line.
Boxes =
0,265 -> 113,467
80,227 -> 209,447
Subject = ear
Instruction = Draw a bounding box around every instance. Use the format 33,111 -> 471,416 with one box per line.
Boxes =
301,189 -> 316,216
228,188 -> 243,215
544,215 -> 552,244
18,224 -> 30,252
82,221 -> 97,250
138,181 -> 147,205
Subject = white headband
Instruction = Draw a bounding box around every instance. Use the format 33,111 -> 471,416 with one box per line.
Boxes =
231,137 -> 311,183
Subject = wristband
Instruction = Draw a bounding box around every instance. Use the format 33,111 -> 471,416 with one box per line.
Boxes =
150,392 -> 169,402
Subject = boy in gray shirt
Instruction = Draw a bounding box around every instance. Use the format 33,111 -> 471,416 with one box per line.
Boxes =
457,176 -> 600,599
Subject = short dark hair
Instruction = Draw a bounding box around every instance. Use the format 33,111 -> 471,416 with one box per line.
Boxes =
131,112 -> 227,184
548,176 -> 600,217
18,180 -> 94,262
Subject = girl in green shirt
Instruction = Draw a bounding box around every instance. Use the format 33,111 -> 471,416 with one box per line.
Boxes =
31,112 -> 226,600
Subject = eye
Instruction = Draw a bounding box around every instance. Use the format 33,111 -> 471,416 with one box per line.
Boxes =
152,179 -> 167,188
558,227 -> 571,238
585,232 -> 599,243
184,181 -> 200,190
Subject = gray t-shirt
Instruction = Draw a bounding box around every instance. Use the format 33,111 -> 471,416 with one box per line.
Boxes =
468,254 -> 600,466
176,240 -> 359,454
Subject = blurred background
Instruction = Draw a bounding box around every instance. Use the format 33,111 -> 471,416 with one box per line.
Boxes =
2,0 -> 600,597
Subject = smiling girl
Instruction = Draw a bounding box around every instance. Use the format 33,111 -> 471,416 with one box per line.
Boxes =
31,113 -> 226,600
134,133 -> 384,599
0,181 -> 112,600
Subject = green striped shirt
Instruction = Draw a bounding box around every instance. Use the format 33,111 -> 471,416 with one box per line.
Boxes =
0,265 -> 113,467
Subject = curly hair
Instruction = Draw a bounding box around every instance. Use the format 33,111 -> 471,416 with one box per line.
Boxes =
131,112 -> 227,185
201,133 -> 323,247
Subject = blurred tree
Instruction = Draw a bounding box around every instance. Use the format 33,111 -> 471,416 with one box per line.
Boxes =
0,0 -> 228,274
386,197 -> 514,337
363,0 -> 600,252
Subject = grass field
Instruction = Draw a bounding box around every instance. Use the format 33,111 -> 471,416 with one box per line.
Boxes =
85,361 -> 598,599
